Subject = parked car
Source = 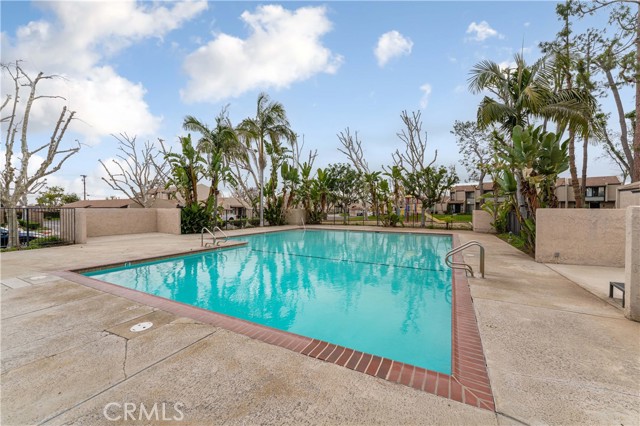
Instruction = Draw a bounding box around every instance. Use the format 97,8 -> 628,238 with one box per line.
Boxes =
0,227 -> 43,248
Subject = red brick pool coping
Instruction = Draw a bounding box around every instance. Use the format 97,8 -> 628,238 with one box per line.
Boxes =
53,233 -> 494,411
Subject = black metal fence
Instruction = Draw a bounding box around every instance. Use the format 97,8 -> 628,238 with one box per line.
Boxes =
506,210 -> 521,235
0,207 -> 76,250
315,206 -> 472,230
210,206 -> 472,231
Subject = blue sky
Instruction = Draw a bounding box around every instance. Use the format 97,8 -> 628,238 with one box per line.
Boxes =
0,1 -> 620,199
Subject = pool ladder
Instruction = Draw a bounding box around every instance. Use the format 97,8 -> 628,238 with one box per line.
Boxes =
445,240 -> 485,278
201,226 -> 229,248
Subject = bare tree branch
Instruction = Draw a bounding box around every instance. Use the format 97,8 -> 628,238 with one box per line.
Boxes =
99,133 -> 168,208
0,62 -> 81,248
337,128 -> 369,174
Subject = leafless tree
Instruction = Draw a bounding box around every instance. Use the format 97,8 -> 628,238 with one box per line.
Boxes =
392,110 -> 437,172
1,62 -> 80,247
337,128 -> 373,215
392,111 -> 458,226
337,128 -> 370,174
99,133 -> 167,208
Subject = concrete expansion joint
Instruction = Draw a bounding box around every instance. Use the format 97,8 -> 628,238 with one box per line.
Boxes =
495,411 -> 530,425
122,339 -> 128,380
509,371 -> 638,397
37,329 -> 220,425
472,297 -> 623,320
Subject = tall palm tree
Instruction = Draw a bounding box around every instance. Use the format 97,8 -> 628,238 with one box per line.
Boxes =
183,109 -> 239,222
237,93 -> 296,226
468,53 -> 593,217
164,134 -> 204,207
468,53 -> 593,134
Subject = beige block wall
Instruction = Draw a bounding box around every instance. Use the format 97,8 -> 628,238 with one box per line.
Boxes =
156,209 -> 181,235
618,190 -> 640,209
472,210 -> 496,234
85,209 -> 158,237
285,208 -> 306,226
625,207 -> 640,321
536,209 -> 626,267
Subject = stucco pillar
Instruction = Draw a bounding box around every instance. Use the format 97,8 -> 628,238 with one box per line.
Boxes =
285,208 -> 306,226
74,209 -> 87,244
625,206 -> 640,321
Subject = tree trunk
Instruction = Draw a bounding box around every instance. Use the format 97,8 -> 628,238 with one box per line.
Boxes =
515,172 -> 528,220
634,2 -> 640,182
6,208 -> 19,248
477,170 -> 486,208
605,67 -> 634,172
568,129 -> 583,208
259,166 -> 264,227
581,135 -> 588,204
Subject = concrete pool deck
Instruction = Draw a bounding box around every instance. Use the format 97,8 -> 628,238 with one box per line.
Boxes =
1,226 -> 638,425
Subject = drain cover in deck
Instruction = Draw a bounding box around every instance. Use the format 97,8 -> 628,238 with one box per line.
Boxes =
130,322 -> 153,332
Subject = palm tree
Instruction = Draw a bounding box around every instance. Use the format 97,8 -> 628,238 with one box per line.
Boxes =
183,109 -> 239,223
468,53 -> 593,134
383,165 -> 404,216
468,53 -> 593,217
164,134 -> 204,207
237,93 -> 296,226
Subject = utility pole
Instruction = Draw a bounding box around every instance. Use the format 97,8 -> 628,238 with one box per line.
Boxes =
80,174 -> 87,200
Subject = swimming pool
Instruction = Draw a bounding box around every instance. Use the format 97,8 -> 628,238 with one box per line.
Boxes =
84,229 -> 453,374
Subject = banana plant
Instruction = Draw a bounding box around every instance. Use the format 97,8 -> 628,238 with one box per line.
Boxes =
494,124 -> 569,254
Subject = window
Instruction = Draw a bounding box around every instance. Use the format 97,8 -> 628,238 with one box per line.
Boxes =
465,191 -> 475,204
586,186 -> 604,198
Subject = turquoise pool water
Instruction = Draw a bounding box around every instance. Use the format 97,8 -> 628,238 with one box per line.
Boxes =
85,230 -> 453,373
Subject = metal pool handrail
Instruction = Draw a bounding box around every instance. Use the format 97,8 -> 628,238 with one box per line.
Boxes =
201,226 -> 229,247
444,240 -> 485,278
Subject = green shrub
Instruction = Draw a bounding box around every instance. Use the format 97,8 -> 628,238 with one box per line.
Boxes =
28,236 -> 64,248
381,212 -> 403,227
307,210 -> 323,224
18,219 -> 40,230
228,218 -> 248,228
180,204 -> 212,234
264,198 -> 286,226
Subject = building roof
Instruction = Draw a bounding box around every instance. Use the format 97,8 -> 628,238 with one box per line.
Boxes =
63,198 -> 180,208
219,197 -> 251,210
556,176 -> 621,187
63,199 -> 134,208
453,182 -> 494,192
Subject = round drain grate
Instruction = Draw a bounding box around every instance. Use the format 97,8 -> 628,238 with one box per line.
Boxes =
130,322 -> 153,332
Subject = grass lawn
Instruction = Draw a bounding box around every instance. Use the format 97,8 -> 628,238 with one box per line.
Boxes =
432,214 -> 472,223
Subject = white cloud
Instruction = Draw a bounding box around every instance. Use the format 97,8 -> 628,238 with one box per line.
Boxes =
374,30 -> 413,67
498,60 -> 517,70
466,21 -> 503,42
1,1 -> 206,140
419,83 -> 432,109
181,5 -> 342,103
524,22 -> 531,28
453,84 -> 466,94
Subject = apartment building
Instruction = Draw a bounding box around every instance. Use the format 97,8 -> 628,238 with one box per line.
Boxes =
555,176 -> 621,209
447,182 -> 495,214
445,175 -> 622,213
